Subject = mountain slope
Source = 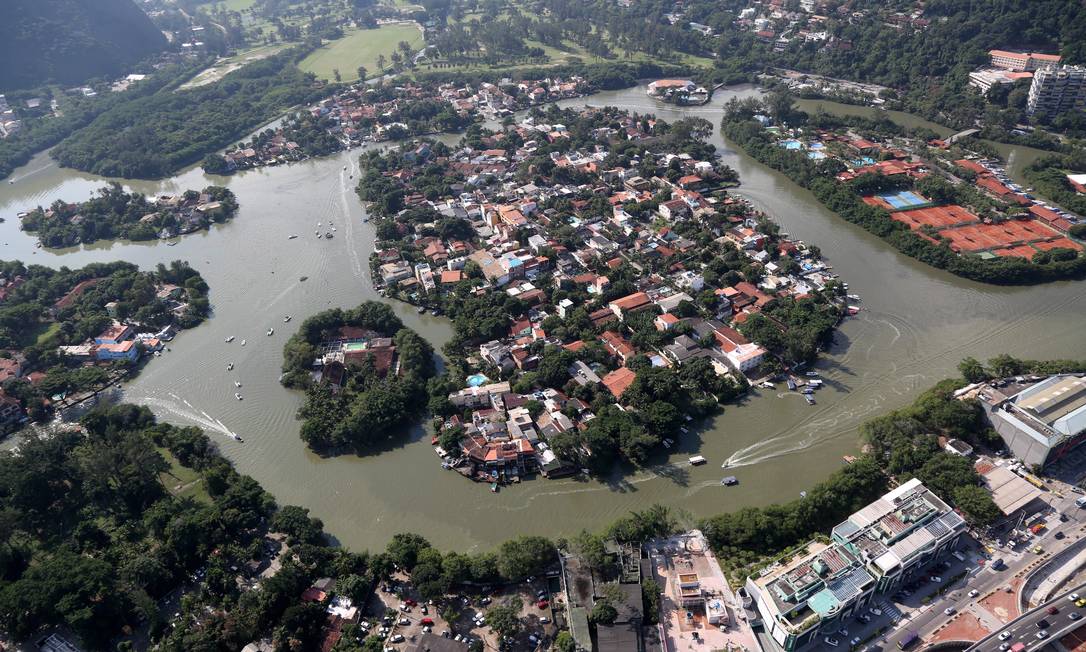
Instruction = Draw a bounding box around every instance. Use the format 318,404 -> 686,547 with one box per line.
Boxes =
0,0 -> 167,91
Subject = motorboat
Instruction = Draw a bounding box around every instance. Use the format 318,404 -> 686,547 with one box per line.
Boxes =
787,378 -> 797,391
240,339 -> 246,346
283,315 -> 292,322
689,455 -> 707,466
288,235 -> 298,240
230,433 -> 244,442
225,335 -> 235,343
325,232 -> 333,239
235,381 -> 242,388
417,306 -> 426,314
227,362 -> 234,371
266,328 -> 274,336
721,476 -> 738,486
805,395 -> 816,405
805,371 -> 820,377
235,393 -> 243,400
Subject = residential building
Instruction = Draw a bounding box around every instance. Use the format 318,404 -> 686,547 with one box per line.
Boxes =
988,50 -> 1061,72
979,374 -> 1086,468
746,479 -> 965,651
1027,65 -> 1086,116
96,340 -> 140,362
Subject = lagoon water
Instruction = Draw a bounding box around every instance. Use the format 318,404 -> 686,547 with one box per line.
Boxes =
0,85 -> 1082,552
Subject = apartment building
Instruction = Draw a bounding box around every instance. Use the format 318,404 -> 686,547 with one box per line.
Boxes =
1027,65 -> 1086,116
988,49 -> 1061,72
746,479 -> 966,651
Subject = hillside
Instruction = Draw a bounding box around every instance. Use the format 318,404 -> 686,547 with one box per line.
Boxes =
0,0 -> 167,91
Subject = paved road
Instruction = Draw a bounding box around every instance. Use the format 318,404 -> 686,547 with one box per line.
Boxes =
967,582 -> 1086,652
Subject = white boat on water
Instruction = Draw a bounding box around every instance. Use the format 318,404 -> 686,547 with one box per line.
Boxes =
227,362 -> 234,371
689,455 -> 707,465
235,381 -> 242,388
225,335 -> 235,342
283,315 -> 292,322
240,339 -> 246,346
235,393 -> 243,400
230,433 -> 244,442
266,328 -> 274,336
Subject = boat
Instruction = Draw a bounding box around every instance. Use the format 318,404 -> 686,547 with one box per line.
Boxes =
240,339 -> 246,346
805,371 -> 820,377
662,438 -> 674,449
235,393 -> 243,401
760,381 -> 775,389
235,381 -> 242,388
787,378 -> 797,391
847,305 -> 861,315
805,395 -> 816,405
490,482 -> 499,493
680,426 -> 689,434
266,328 -> 274,336
846,294 -> 861,301
417,305 -> 426,314
689,455 -> 707,466
802,387 -> 815,395
325,232 -> 333,239
229,432 -> 243,442
315,231 -> 319,236
283,315 -> 292,322
800,490 -> 807,498
225,335 -> 235,343
721,476 -> 739,486
288,235 -> 298,240
806,379 -> 823,387
227,362 -> 234,371
166,241 -> 178,246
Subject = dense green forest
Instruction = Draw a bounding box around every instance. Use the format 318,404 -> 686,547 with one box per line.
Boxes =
51,49 -> 333,179
0,0 -> 166,92
0,259 -> 210,423
0,59 -> 209,182
281,302 -> 436,454
721,95 -> 1086,285
21,183 -> 238,247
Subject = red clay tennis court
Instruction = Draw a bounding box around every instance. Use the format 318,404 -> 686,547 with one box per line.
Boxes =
891,204 -> 978,230
1034,237 -> 1084,251
991,245 -> 1038,258
941,220 -> 1063,252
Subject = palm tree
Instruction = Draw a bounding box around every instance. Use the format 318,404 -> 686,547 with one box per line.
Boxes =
376,54 -> 386,70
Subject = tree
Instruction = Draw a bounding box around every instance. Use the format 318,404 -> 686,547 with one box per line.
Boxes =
497,536 -> 555,580
555,631 -> 576,652
333,68 -> 342,82
269,505 -> 325,545
386,533 -> 431,571
376,54 -> 386,70
953,485 -> 1002,526
958,357 -> 988,383
356,65 -> 368,81
485,598 -> 523,640
589,599 -> 617,625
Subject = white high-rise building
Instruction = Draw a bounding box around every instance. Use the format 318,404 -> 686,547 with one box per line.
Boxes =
1027,65 -> 1086,116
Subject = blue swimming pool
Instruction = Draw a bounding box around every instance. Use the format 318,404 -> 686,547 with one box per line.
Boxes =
780,139 -> 803,150
466,373 -> 489,387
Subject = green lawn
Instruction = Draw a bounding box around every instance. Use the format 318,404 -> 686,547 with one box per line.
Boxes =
299,24 -> 424,81
158,447 -> 212,504
34,322 -> 61,347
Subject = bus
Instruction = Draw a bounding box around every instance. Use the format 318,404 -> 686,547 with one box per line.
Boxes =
899,631 -> 920,649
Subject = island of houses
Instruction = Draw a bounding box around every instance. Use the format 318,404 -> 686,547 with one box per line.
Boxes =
355,105 -> 853,487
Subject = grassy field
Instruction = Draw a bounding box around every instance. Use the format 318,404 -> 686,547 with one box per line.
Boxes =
158,447 -> 212,504
299,24 -> 424,81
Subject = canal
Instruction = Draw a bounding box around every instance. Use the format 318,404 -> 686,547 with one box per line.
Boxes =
0,85 -> 1082,552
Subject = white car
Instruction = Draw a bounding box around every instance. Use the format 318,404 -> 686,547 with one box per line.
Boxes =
968,589 -> 980,598
999,632 -> 1012,641
999,644 -> 1010,651
823,637 -> 840,647
390,634 -> 405,644
944,607 -> 956,616
1070,593 -> 1081,602
869,608 -> 882,616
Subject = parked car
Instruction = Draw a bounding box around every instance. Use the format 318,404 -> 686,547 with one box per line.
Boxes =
944,607 -> 956,616
390,634 -> 405,644
999,632 -> 1012,641
930,576 -> 943,583
824,638 -> 840,647
1070,612 -> 1081,621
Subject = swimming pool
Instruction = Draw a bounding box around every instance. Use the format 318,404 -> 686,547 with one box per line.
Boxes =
780,139 -> 804,150
466,373 -> 489,387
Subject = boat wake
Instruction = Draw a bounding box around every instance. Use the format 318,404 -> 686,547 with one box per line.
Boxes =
137,392 -> 243,441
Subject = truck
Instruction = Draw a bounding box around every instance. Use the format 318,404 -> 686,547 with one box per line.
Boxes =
898,632 -> 919,649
